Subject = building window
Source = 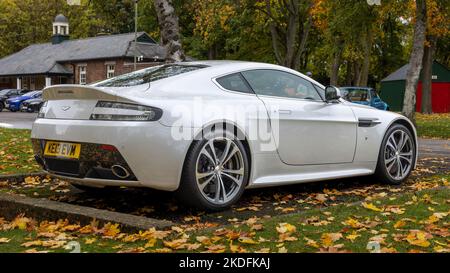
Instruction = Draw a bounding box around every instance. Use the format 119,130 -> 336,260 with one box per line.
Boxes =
106,65 -> 115,79
79,66 -> 87,85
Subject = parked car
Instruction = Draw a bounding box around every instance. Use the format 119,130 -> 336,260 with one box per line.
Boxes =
32,61 -> 417,211
21,97 -> 45,113
340,87 -> 390,111
0,89 -> 29,112
6,90 -> 42,112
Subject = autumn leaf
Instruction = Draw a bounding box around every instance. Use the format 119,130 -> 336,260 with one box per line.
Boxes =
0,238 -> 11,243
102,223 -> 121,238
406,231 -> 432,248
346,232 -> 361,242
362,202 -> 384,212
321,233 -> 343,247
276,223 -> 296,234
342,218 -> 364,229
163,238 -> 188,249
84,238 -> 96,245
144,238 -> 157,248
238,237 -> 259,245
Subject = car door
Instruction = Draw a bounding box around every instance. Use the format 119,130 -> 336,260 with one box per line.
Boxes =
241,69 -> 358,165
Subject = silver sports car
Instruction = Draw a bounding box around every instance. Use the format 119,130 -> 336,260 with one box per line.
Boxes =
32,61 -> 418,210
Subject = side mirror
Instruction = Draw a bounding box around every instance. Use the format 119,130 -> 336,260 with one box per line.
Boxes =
325,86 -> 341,102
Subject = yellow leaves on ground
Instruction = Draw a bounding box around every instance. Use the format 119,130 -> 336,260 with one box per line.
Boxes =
102,223 -> 121,238
362,202 -> 384,212
406,231 -> 433,248
276,223 -> 298,243
276,223 -> 296,234
11,215 -> 34,231
342,218 -> 364,229
321,233 -> 343,248
0,237 -> 11,243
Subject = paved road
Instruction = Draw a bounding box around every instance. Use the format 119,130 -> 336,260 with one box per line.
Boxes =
419,138 -> 450,159
0,111 -> 37,130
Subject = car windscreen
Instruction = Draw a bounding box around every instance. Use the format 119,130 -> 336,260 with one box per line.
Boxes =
0,90 -> 10,96
341,89 -> 370,102
93,64 -> 208,88
23,91 -> 41,97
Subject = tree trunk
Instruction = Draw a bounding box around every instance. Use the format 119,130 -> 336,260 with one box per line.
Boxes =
358,27 -> 373,87
153,0 -> 185,62
345,61 -> 354,86
421,35 -> 437,114
403,0 -> 427,123
330,40 -> 343,86
353,62 -> 361,86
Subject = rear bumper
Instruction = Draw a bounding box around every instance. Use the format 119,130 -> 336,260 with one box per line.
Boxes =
31,118 -> 193,191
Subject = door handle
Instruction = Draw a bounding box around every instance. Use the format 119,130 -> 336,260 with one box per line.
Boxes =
279,110 -> 292,115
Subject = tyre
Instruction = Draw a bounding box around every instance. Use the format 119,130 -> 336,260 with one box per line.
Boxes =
176,129 -> 250,211
375,124 -> 416,185
0,103 -> 3,112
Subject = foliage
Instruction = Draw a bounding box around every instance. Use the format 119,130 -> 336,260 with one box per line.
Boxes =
0,129 -> 40,175
0,184 -> 448,253
416,113 -> 450,139
0,0 -> 448,88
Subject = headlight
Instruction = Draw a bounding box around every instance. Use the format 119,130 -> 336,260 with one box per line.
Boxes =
90,101 -> 163,121
37,101 -> 48,118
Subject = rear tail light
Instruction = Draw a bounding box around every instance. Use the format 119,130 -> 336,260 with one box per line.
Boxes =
90,101 -> 163,122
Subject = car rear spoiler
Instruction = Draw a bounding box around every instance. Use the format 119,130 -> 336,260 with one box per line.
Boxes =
42,85 -> 117,101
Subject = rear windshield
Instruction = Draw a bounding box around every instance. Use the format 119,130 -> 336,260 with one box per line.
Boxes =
94,64 -> 207,88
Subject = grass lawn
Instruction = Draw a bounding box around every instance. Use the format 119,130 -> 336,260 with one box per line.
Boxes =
0,129 -> 40,175
1,185 -> 448,253
416,113 -> 450,139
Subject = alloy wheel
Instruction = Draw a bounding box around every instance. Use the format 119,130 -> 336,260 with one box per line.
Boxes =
384,129 -> 414,181
195,137 -> 245,205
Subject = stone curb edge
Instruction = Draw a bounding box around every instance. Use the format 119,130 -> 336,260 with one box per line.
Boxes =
0,192 -> 174,233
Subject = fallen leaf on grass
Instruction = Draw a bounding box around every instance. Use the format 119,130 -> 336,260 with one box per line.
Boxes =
362,203 -> 383,212
321,233 -> 343,247
406,231 -> 432,248
102,223 -> 121,238
0,238 -> 11,243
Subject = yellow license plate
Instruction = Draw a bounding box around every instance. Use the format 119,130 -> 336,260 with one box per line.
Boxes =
44,141 -> 81,159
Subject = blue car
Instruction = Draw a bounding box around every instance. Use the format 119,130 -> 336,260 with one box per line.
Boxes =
5,91 -> 42,112
340,87 -> 389,111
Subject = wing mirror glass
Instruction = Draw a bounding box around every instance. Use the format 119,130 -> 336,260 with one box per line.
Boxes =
325,86 -> 341,102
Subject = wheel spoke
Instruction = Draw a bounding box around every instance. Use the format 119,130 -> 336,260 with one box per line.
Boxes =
219,139 -> 232,164
221,172 -> 242,187
387,160 -> 396,172
400,156 -> 412,164
385,156 -> 396,165
208,140 -> 219,165
222,168 -> 244,176
199,175 -> 215,191
197,171 -> 214,180
201,149 -> 216,165
222,146 -> 239,166
387,136 -> 397,151
397,132 -> 405,151
396,159 -> 404,179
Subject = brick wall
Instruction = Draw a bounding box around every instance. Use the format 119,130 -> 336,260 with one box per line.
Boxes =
69,58 -> 159,85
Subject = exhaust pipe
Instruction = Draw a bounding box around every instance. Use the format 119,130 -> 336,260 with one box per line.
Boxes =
111,165 -> 130,179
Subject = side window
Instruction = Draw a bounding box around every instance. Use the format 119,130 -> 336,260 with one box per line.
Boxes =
241,70 -> 322,101
216,73 -> 253,94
